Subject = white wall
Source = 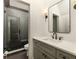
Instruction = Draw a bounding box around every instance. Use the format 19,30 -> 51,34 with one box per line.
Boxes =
21,0 -> 50,59
21,0 -> 76,59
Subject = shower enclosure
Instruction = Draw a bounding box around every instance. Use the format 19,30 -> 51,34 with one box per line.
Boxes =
4,0 -> 30,52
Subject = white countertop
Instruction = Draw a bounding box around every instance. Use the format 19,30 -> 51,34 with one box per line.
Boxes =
33,36 -> 76,56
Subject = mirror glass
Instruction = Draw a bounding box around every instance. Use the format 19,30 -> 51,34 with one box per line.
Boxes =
48,0 -> 70,33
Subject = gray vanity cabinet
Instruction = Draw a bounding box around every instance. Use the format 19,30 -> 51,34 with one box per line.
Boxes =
33,39 -> 76,59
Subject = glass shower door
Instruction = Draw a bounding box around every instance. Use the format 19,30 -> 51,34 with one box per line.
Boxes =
7,15 -> 21,51
4,7 -> 29,52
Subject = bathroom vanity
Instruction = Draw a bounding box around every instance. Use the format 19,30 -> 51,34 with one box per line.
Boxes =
33,37 -> 76,59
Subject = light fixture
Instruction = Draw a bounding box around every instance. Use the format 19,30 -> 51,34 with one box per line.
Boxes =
72,0 -> 76,9
74,4 -> 76,9
42,8 -> 48,19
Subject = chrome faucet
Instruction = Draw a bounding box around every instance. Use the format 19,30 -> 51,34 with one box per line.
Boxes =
51,32 -> 63,40
52,32 -> 57,39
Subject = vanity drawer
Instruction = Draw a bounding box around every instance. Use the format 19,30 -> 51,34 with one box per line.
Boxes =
57,50 -> 76,59
33,39 -> 56,57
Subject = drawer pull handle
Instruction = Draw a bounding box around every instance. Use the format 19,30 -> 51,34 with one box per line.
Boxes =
63,56 -> 66,59
42,53 -> 47,58
59,54 -> 66,59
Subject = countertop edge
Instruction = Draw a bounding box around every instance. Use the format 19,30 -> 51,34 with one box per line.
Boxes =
33,37 -> 76,56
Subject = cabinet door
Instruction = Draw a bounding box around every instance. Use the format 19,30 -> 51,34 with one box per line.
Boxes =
57,50 -> 76,59
33,40 -> 56,59
57,50 -> 70,59
33,46 -> 45,59
42,50 -> 56,59
44,54 -> 56,59
38,40 -> 56,57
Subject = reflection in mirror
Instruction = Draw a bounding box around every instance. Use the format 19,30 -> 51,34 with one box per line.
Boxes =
48,0 -> 70,33
53,14 -> 59,32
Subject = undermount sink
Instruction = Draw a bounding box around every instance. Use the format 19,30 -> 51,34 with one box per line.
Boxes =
42,38 -> 63,42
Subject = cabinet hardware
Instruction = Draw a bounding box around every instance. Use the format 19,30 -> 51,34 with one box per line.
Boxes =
62,56 -> 66,59
42,53 -> 47,58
